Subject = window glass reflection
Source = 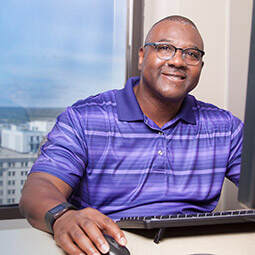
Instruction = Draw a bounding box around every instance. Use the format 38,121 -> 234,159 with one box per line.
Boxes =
0,0 -> 127,206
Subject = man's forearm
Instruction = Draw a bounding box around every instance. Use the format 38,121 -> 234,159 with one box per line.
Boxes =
19,173 -> 70,232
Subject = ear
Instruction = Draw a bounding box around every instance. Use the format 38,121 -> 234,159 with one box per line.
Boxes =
138,47 -> 145,71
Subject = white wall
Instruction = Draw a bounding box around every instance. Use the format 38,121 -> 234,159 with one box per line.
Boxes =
144,0 -> 252,112
143,0 -> 253,210
227,0 -> 253,120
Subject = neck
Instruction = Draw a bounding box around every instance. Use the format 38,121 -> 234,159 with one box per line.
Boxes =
133,84 -> 184,128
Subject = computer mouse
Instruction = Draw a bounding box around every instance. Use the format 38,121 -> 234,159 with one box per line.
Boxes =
103,234 -> 130,255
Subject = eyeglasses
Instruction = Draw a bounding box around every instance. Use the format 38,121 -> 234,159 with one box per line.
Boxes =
144,42 -> 205,66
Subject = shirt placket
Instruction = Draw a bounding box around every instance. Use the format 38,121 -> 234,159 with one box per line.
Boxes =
155,130 -> 167,171
143,116 -> 169,172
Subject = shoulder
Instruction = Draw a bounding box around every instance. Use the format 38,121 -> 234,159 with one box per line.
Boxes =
54,89 -> 118,129
56,89 -> 118,122
70,89 -> 118,113
191,96 -> 243,132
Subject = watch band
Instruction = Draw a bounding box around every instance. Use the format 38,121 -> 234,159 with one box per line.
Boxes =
45,202 -> 77,233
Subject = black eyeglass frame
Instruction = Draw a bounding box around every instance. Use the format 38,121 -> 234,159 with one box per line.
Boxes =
144,42 -> 205,65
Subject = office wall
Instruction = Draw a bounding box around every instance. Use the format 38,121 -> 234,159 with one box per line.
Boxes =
227,0 -> 252,120
143,0 -> 253,210
221,0 -> 252,210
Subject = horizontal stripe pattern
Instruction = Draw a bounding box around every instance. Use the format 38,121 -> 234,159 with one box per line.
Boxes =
90,167 -> 227,175
30,77 -> 243,219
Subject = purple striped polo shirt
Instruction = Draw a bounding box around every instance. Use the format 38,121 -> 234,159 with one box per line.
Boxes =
30,76 -> 243,219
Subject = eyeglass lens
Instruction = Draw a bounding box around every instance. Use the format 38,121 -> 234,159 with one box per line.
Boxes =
156,44 -> 202,65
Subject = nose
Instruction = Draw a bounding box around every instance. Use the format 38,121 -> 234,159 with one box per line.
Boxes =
166,49 -> 186,67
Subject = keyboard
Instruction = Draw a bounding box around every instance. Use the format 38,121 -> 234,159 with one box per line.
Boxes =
116,209 -> 255,229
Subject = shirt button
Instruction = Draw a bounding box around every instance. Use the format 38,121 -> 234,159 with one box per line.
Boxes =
158,150 -> 163,156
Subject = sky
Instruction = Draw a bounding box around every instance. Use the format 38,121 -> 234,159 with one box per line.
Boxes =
0,0 -> 126,108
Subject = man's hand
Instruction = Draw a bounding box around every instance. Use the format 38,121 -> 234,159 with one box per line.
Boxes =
53,207 -> 127,255
19,173 -> 126,254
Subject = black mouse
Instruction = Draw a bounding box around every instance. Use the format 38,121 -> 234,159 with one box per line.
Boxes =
103,234 -> 130,255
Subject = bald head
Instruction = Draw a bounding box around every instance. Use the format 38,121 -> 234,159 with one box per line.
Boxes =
145,15 -> 204,49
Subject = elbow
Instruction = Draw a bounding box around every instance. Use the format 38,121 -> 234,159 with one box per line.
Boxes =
19,190 -> 34,226
19,196 -> 26,218
19,198 -> 40,229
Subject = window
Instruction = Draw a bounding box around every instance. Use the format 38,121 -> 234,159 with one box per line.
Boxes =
21,161 -> 28,167
21,171 -> 28,176
7,180 -> 15,186
8,162 -> 15,168
0,0 -> 143,217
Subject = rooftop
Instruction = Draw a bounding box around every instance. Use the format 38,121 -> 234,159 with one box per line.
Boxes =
0,147 -> 37,160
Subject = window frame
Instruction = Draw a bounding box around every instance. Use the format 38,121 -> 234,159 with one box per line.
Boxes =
0,0 -> 144,220
126,0 -> 144,79
0,204 -> 24,220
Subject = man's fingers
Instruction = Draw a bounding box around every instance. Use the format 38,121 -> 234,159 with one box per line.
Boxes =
54,231 -> 87,255
79,220 -> 110,254
69,226 -> 102,255
97,215 -> 127,246
81,208 -> 127,247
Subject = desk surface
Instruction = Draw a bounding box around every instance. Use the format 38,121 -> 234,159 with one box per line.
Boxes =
0,219 -> 255,255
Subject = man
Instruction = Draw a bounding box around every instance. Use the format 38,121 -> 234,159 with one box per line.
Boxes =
19,15 -> 243,255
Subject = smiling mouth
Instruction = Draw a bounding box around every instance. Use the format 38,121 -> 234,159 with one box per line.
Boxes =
161,72 -> 186,81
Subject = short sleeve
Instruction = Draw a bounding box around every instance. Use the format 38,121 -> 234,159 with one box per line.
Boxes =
225,114 -> 244,186
29,106 -> 88,189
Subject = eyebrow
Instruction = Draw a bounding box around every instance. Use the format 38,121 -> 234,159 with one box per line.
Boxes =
157,39 -> 200,50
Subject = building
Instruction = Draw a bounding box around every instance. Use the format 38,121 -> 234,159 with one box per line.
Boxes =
0,120 -> 54,205
0,147 -> 37,205
29,120 -> 55,132
1,124 -> 46,153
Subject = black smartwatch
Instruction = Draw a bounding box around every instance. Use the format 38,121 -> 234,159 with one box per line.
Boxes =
45,202 -> 77,233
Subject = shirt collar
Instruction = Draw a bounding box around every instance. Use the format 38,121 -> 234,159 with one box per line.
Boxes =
116,76 -> 196,124
116,76 -> 144,121
176,95 -> 196,125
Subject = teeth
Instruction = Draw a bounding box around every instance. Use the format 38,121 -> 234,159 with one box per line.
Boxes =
170,76 -> 183,80
162,73 -> 185,80
163,74 -> 184,80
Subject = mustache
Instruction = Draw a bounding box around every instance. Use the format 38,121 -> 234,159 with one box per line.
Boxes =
161,66 -> 187,78
161,65 -> 187,74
